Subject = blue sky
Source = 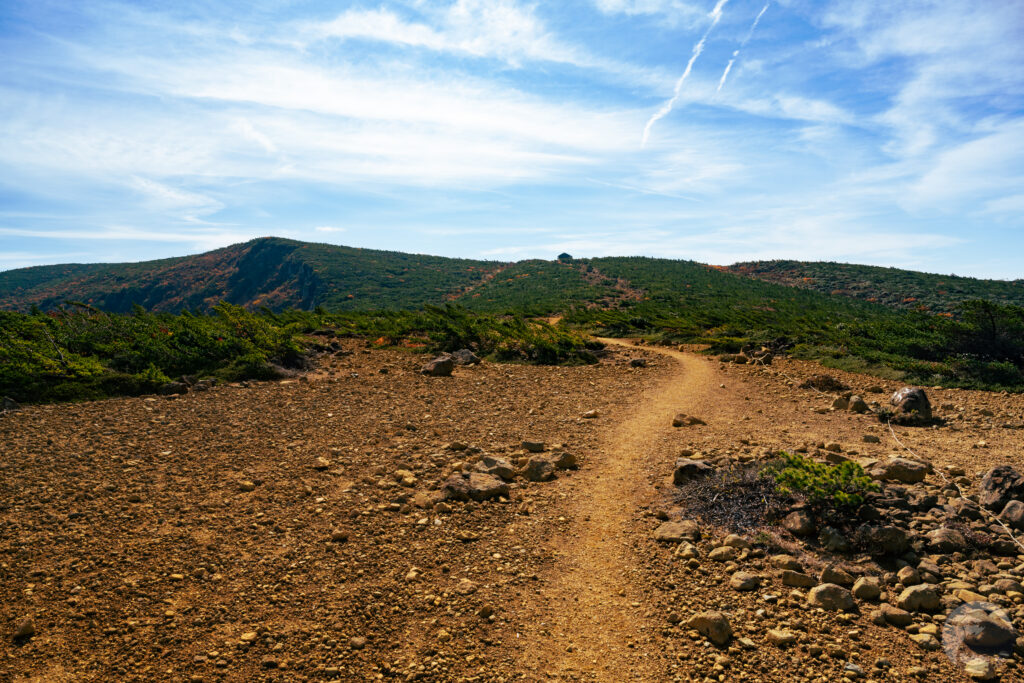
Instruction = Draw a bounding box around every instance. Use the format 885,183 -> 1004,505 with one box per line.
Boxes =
1,0 -> 1022,278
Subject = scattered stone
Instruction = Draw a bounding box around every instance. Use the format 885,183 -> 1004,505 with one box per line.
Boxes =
582,409 -> 599,419
158,382 -> 188,396
926,527 -> 966,553
330,529 -> 350,542
709,546 -> 738,562
654,520 -> 701,543
859,525 -> 910,556
420,356 -> 454,377
552,452 -> 578,469
767,629 -> 798,646
880,603 -> 913,627
1001,500 -> 1024,529
629,358 -> 648,368
820,565 -> 855,587
862,434 -> 881,444
980,465 -> 1024,512
807,584 -> 854,611
450,349 -> 480,366
897,566 -> 921,586
474,455 -> 516,481
783,509 -> 816,536
819,527 -> 850,552
909,633 -> 940,650
672,459 -> 713,485
868,457 -> 928,483
672,414 -> 705,427
239,480 -> 256,492
781,571 -> 816,588
521,441 -> 545,453
897,585 -> 942,613
685,611 -> 732,645
729,572 -> 760,591
770,555 -> 802,571
849,396 -> 869,413
441,472 -> 510,502
349,636 -> 367,650
13,618 -> 34,640
963,658 -> 996,681
852,577 -> 881,601
890,387 -> 932,422
521,458 -> 556,482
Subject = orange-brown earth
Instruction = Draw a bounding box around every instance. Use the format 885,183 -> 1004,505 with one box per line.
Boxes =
3,341 -> 1024,682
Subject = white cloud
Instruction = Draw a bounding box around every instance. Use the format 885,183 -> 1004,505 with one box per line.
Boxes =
314,226 -> 346,233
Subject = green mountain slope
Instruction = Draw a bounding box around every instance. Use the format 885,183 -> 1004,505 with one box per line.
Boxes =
728,260 -> 1024,313
0,238 -> 502,312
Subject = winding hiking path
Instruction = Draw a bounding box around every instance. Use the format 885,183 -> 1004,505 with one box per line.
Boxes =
516,341 -> 724,680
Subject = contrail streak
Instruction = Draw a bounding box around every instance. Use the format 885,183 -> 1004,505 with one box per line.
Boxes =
641,0 -> 729,147
716,2 -> 768,93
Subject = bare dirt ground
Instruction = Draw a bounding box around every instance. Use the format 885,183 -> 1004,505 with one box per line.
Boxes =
3,341 -> 1024,682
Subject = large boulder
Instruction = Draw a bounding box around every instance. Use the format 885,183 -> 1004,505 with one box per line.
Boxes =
868,457 -> 929,483
673,459 -> 713,485
421,356 -> 455,377
980,465 -> 1024,512
441,472 -> 510,502
890,387 -> 932,423
685,611 -> 732,645
1,396 -> 20,413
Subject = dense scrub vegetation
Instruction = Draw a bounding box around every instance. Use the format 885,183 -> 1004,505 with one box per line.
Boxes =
2,242 -> 1022,402
0,304 -> 598,404
729,260 -> 1024,313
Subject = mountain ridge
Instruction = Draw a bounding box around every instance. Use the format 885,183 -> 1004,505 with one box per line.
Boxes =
2,237 -> 1020,315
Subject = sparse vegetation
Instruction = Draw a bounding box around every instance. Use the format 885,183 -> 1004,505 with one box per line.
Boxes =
764,451 -> 879,509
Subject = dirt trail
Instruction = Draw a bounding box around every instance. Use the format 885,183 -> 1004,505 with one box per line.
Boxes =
517,340 -> 724,680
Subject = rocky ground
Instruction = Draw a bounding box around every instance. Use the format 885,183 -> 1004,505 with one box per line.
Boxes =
2,340 -> 1024,682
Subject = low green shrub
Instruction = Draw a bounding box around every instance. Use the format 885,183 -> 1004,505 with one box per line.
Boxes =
764,451 -> 878,509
